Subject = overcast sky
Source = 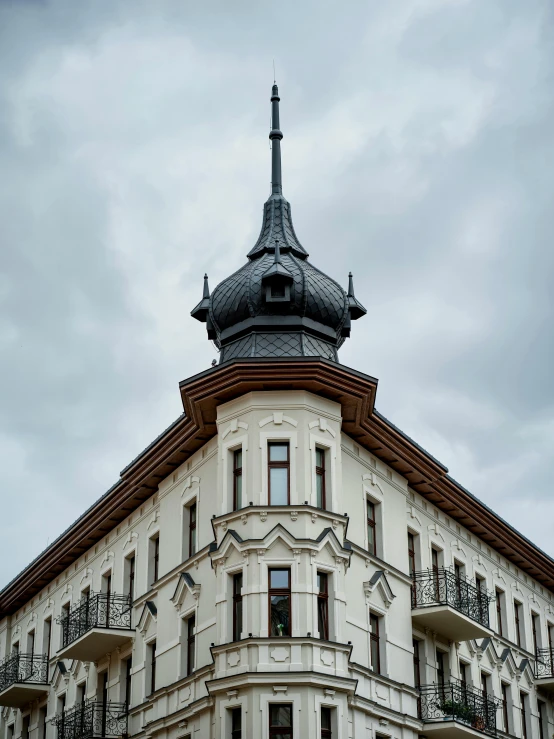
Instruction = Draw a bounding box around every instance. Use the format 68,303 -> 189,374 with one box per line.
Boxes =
1,0 -> 553,588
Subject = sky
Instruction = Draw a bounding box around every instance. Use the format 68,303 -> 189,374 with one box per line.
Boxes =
1,0 -> 553,588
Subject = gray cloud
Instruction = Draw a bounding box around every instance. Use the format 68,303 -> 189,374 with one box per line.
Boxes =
1,0 -> 553,585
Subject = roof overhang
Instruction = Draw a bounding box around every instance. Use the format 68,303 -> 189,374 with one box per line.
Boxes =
1,357 -> 554,617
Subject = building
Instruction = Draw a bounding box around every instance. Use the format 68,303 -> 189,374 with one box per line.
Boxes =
1,84 -> 554,739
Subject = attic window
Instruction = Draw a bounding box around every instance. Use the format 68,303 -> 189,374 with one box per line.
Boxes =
265,283 -> 291,303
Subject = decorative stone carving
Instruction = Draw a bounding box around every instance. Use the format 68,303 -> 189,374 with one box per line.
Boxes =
270,647 -> 290,663
260,511 -> 268,523
320,650 -> 334,666
227,651 -> 241,667
290,511 -> 298,521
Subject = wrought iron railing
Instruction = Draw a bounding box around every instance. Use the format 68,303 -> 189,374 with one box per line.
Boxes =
534,648 -> 554,680
52,701 -> 127,739
0,652 -> 49,693
412,568 -> 492,628
57,593 -> 132,649
419,681 -> 500,736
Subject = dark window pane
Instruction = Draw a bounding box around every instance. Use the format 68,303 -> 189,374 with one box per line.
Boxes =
270,705 -> 292,726
270,468 -> 288,504
270,595 -> 290,636
270,570 -> 290,588
321,706 -> 332,729
269,443 -> 289,462
235,474 -> 242,509
234,449 -> 242,469
316,474 -> 324,509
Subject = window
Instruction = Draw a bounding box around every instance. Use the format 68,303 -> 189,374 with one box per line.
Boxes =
436,650 -> 446,688
22,716 -> 29,739
149,535 -> 160,586
475,575 -> 486,619
367,501 -> 376,555
269,704 -> 292,738
501,683 -> 510,733
233,573 -> 243,641
268,443 -> 290,505
481,672 -> 489,699
189,503 -> 197,557
230,707 -> 242,739
407,532 -> 416,575
317,573 -> 329,641
43,618 -> 52,662
7,726 -> 14,739
77,682 -> 86,704
369,613 -> 381,674
233,449 -> 243,511
27,630 -> 35,657
532,613 -> 540,654
496,589 -> 504,636
126,555 -> 136,600
538,700 -> 547,739
520,692 -> 528,739
269,569 -> 291,637
102,572 -> 112,621
125,657 -> 132,708
60,604 -> 70,646
149,642 -> 156,695
514,601 -> 523,647
39,706 -> 47,739
432,548 -> 440,600
321,706 -> 332,739
315,448 -> 326,509
413,640 -> 421,688
187,616 -> 195,675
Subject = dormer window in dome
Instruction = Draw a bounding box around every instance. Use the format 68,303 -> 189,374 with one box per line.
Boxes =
262,241 -> 293,303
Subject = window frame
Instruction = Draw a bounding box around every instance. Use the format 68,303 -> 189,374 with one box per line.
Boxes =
187,616 -> 196,676
317,572 -> 329,641
233,572 -> 243,642
369,612 -> 381,674
149,641 -> 156,696
268,703 -> 293,738
230,706 -> 242,739
233,448 -> 243,511
189,502 -> 197,558
496,589 -> 504,636
268,568 -> 291,637
268,442 -> 290,505
367,500 -> 377,556
320,706 -> 332,739
514,601 -> 523,648
315,447 -> 326,510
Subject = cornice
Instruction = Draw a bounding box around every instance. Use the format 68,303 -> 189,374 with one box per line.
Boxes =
2,356 -> 554,617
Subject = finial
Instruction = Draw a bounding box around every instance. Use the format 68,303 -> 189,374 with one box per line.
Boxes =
203,273 -> 210,299
269,83 -> 283,195
191,273 -> 211,323
346,272 -> 367,321
348,272 -> 354,297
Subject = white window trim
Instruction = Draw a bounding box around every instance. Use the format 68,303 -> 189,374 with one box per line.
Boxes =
259,431 -> 298,506
222,436 -> 248,514
309,434 -> 337,511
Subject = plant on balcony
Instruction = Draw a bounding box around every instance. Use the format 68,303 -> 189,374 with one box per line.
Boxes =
440,699 -> 476,724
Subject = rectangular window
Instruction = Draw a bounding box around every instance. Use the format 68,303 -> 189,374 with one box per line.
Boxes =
413,640 -> 421,688
317,572 -> 329,641
22,716 -> 29,739
432,548 -> 440,600
43,618 -> 52,662
481,672 -> 489,698
369,613 -> 381,674
269,569 -> 291,637
520,692 -> 528,739
149,641 -> 156,695
189,503 -> 197,557
367,501 -> 376,556
475,575 -> 486,618
532,613 -> 540,654
149,535 -> 160,585
501,683 -> 510,732
230,707 -> 242,739
187,616 -> 196,676
321,706 -> 332,739
269,704 -> 292,738
538,700 -> 546,739
60,604 -> 70,646
125,657 -> 132,708
233,449 -> 243,511
515,601 -> 523,647
407,533 -> 416,574
436,649 -> 445,687
27,630 -> 35,657
126,555 -> 136,600
496,589 -> 504,636
315,448 -> 326,509
233,573 -> 243,642
268,442 -> 290,505
39,706 -> 47,739
7,726 -> 14,739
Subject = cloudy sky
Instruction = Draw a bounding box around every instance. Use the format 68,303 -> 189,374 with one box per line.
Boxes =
1,0 -> 553,587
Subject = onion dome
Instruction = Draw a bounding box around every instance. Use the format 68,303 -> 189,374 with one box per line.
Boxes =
191,84 -> 366,362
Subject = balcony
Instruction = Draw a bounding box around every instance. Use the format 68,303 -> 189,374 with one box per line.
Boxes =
57,593 -> 133,662
419,681 -> 500,737
0,653 -> 49,708
534,648 -> 554,691
411,569 -> 493,641
53,701 -> 127,739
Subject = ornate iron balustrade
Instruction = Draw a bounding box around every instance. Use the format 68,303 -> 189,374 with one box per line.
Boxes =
57,593 -> 132,649
412,568 -> 492,627
0,653 -> 48,693
419,681 -> 500,736
534,648 -> 554,679
52,701 -> 127,739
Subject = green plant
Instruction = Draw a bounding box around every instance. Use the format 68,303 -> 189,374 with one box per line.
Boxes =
440,699 -> 476,723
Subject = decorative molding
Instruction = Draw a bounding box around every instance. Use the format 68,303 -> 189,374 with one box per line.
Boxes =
100,550 -> 115,570
308,418 -> 336,437
80,568 -> 93,586
259,412 -> 298,428
171,573 -> 201,610
428,523 -> 445,541
181,476 -> 200,497
363,571 -> 395,610
137,602 -> 157,636
147,510 -> 160,530
123,532 -> 138,551
222,419 -> 248,439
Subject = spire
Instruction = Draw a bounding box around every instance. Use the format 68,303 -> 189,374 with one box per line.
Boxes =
191,273 -> 211,322
269,83 -> 283,196
346,272 -> 367,320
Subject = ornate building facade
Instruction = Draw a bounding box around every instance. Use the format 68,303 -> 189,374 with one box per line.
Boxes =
1,86 -> 554,739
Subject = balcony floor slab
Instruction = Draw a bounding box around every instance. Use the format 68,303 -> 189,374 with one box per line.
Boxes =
412,605 -> 492,642
422,720 -> 493,738
0,682 -> 49,709
57,628 -> 134,662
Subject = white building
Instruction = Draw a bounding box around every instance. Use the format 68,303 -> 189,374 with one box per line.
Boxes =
1,85 -> 554,739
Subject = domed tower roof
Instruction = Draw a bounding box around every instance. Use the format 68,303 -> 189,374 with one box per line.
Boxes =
191,84 -> 366,362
